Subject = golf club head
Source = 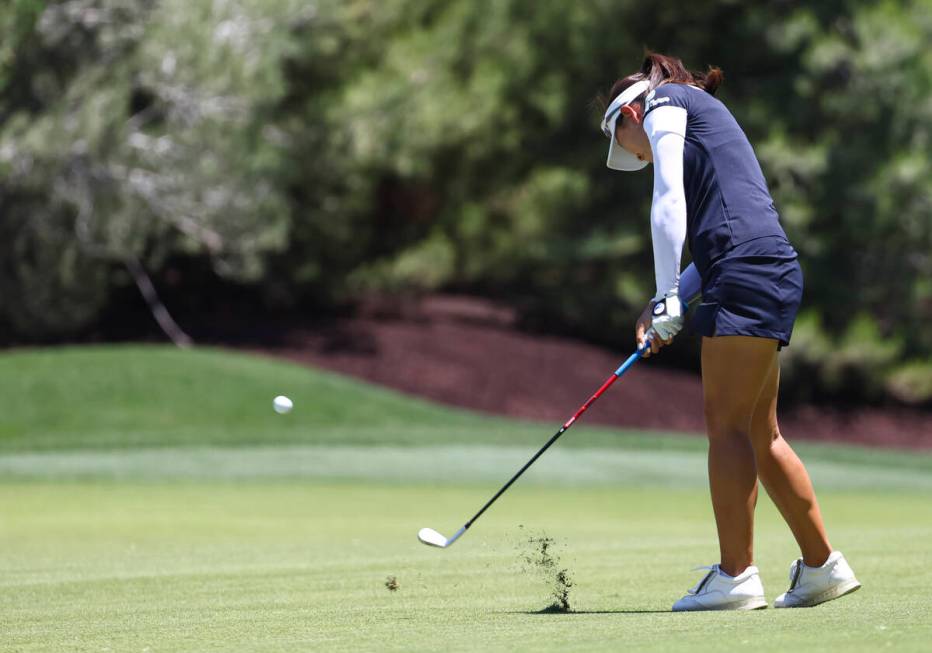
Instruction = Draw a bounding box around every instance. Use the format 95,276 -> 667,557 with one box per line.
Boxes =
418,527 -> 448,548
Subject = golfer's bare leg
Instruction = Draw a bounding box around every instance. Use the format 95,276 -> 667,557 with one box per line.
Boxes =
701,336 -> 776,577
749,356 -> 832,567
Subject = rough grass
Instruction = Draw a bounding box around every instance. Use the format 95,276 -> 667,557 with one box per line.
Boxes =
1,346 -> 930,652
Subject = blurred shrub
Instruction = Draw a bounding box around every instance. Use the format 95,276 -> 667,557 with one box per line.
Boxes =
823,314 -> 903,402
0,0 -> 294,336
779,311 -> 832,404
886,361 -> 932,407
347,232 -> 456,293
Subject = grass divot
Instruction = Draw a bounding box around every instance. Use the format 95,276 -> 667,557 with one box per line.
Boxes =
518,527 -> 574,613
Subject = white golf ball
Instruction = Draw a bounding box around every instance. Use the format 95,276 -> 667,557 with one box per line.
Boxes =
272,395 -> 293,414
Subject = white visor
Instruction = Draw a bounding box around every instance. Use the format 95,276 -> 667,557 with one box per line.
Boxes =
601,79 -> 651,171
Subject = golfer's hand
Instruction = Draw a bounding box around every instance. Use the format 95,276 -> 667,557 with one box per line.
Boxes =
636,303 -> 671,358
651,293 -> 686,339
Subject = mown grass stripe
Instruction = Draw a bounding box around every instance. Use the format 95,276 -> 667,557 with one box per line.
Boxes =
2,444 -> 930,491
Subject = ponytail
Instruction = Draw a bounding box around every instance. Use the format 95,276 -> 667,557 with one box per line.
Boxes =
640,51 -> 723,96
702,67 -> 724,95
602,52 -> 723,113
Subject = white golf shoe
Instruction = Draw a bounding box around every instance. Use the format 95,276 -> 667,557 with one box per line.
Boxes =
672,564 -> 768,611
774,551 -> 861,608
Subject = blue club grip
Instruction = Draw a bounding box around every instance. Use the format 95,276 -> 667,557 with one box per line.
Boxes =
614,335 -> 652,376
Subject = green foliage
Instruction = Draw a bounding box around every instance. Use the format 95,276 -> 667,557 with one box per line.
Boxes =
0,0 -> 293,336
760,1 -> 932,346
0,0 -> 929,403
0,0 -> 46,97
825,314 -> 904,400
347,232 -> 456,292
886,359 -> 932,406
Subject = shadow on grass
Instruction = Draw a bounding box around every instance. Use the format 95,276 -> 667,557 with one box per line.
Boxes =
506,609 -> 671,615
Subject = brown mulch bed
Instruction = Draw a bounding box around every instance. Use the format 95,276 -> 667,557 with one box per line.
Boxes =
208,295 -> 932,450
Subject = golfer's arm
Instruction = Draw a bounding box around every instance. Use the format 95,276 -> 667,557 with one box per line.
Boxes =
645,107 -> 688,303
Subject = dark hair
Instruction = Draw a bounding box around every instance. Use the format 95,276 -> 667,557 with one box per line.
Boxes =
600,51 -> 723,113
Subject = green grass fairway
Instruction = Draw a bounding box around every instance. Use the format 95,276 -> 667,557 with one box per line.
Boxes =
2,347 -> 931,652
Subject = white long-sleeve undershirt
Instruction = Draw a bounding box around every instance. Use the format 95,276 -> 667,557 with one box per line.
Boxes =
644,105 -> 689,302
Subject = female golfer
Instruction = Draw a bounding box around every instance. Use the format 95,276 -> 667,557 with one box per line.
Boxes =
601,53 -> 860,611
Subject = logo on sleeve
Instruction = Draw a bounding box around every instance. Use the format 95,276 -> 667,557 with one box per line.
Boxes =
646,94 -> 670,111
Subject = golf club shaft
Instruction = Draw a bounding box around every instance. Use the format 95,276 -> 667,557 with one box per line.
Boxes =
461,340 -> 651,531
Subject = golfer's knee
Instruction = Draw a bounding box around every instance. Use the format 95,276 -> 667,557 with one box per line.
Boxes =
750,426 -> 782,459
705,413 -> 750,442
704,403 -> 751,442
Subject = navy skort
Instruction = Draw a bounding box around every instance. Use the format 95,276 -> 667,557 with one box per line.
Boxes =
691,236 -> 803,348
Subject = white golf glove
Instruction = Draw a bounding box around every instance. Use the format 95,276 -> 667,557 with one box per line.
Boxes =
650,292 -> 686,341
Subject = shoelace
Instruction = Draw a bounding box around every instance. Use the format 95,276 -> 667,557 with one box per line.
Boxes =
687,564 -> 719,595
787,558 -> 804,593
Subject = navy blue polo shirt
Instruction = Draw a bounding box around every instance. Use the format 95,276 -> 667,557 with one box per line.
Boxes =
643,83 -> 787,276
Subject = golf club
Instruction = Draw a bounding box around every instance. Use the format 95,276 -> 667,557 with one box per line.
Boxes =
418,334 -> 654,548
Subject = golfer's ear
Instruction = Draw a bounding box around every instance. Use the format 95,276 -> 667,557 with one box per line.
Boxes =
620,104 -> 642,125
